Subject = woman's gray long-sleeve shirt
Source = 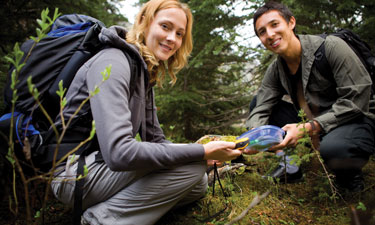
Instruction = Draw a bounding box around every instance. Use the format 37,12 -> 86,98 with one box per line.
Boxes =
57,26 -> 204,171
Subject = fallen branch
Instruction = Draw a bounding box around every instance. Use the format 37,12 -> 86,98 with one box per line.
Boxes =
350,206 -> 361,225
225,190 -> 271,225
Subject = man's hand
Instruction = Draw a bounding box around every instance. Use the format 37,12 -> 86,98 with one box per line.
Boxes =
269,122 -> 317,151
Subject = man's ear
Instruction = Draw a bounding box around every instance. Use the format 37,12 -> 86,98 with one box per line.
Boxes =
289,16 -> 296,30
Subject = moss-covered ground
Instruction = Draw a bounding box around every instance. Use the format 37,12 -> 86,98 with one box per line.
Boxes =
1,135 -> 374,225
155,152 -> 375,225
154,135 -> 375,225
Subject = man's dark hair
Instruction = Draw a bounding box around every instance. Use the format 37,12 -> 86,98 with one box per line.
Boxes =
253,1 -> 295,36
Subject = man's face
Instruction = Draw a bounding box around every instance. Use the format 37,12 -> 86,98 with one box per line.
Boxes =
255,10 -> 296,55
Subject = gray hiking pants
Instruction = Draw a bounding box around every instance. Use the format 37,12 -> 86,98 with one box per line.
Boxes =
51,151 -> 208,225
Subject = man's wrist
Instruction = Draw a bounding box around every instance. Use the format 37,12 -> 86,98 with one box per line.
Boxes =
308,120 -> 318,136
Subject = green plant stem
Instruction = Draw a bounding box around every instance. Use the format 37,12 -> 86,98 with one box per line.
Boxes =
313,149 -> 338,200
10,156 -> 18,215
26,136 -> 91,184
11,151 -> 32,222
34,98 -> 59,138
40,88 -> 99,221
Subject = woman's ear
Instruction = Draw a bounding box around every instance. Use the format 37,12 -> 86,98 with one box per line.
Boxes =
140,15 -> 145,23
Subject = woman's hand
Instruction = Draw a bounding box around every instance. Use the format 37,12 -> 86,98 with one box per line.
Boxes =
203,141 -> 242,162
207,159 -> 223,167
242,148 -> 259,155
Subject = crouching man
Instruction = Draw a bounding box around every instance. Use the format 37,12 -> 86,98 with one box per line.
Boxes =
245,1 -> 375,192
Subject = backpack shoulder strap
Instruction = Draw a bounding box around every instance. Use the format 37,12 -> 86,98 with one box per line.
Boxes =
314,34 -> 335,84
121,50 -> 138,100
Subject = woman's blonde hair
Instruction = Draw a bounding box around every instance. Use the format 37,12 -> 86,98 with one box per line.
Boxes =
126,0 -> 193,86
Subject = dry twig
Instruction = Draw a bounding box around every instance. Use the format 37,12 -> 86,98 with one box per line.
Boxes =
225,190 -> 271,225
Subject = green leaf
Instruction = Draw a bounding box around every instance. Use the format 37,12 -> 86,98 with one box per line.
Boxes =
69,154 -> 76,164
53,8 -> 60,21
4,56 -> 16,66
41,8 -> 49,22
56,80 -> 66,97
27,76 -> 34,94
36,19 -> 44,28
16,63 -> 25,72
27,76 -> 39,99
91,86 -> 100,96
89,120 -> 96,139
6,148 -> 15,165
356,202 -> 367,211
36,28 -> 42,37
101,64 -> 112,81
83,165 -> 88,176
61,97 -> 67,108
34,210 -> 41,218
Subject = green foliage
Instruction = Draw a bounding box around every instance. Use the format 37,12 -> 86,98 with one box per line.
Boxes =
0,0 -> 127,112
32,8 -> 61,41
0,0 -> 125,53
101,64 -> 112,81
285,0 -> 375,50
4,43 -> 25,73
57,80 -> 68,108
0,8 -> 114,223
27,76 -> 40,100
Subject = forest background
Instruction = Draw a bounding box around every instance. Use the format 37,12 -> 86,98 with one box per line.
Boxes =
1,0 -> 375,224
1,0 -> 375,141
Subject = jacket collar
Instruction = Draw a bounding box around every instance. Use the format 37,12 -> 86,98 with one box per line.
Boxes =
299,35 -> 325,89
99,26 -> 148,72
276,34 -> 325,93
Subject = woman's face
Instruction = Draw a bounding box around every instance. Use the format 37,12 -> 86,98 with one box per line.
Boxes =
144,7 -> 187,61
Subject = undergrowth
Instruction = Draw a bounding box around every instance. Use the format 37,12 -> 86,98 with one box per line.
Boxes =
1,141 -> 374,224
155,153 -> 375,225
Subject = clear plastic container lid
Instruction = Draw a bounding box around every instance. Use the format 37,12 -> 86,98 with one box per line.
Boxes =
237,125 -> 285,151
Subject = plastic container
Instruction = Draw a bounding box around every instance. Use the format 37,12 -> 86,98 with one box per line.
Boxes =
237,125 -> 285,151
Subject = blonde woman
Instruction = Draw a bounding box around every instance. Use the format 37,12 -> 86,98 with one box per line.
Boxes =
50,0 -> 242,224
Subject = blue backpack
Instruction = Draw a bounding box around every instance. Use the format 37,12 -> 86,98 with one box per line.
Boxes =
0,14 -> 141,225
0,14 -> 137,170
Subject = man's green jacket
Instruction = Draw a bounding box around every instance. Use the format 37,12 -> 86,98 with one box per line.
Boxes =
246,34 -> 375,133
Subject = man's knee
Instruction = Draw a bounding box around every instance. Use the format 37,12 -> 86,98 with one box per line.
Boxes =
320,117 -> 374,170
320,136 -> 369,171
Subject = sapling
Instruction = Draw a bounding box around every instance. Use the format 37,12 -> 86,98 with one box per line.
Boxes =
3,8 -> 112,223
4,8 -> 60,221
